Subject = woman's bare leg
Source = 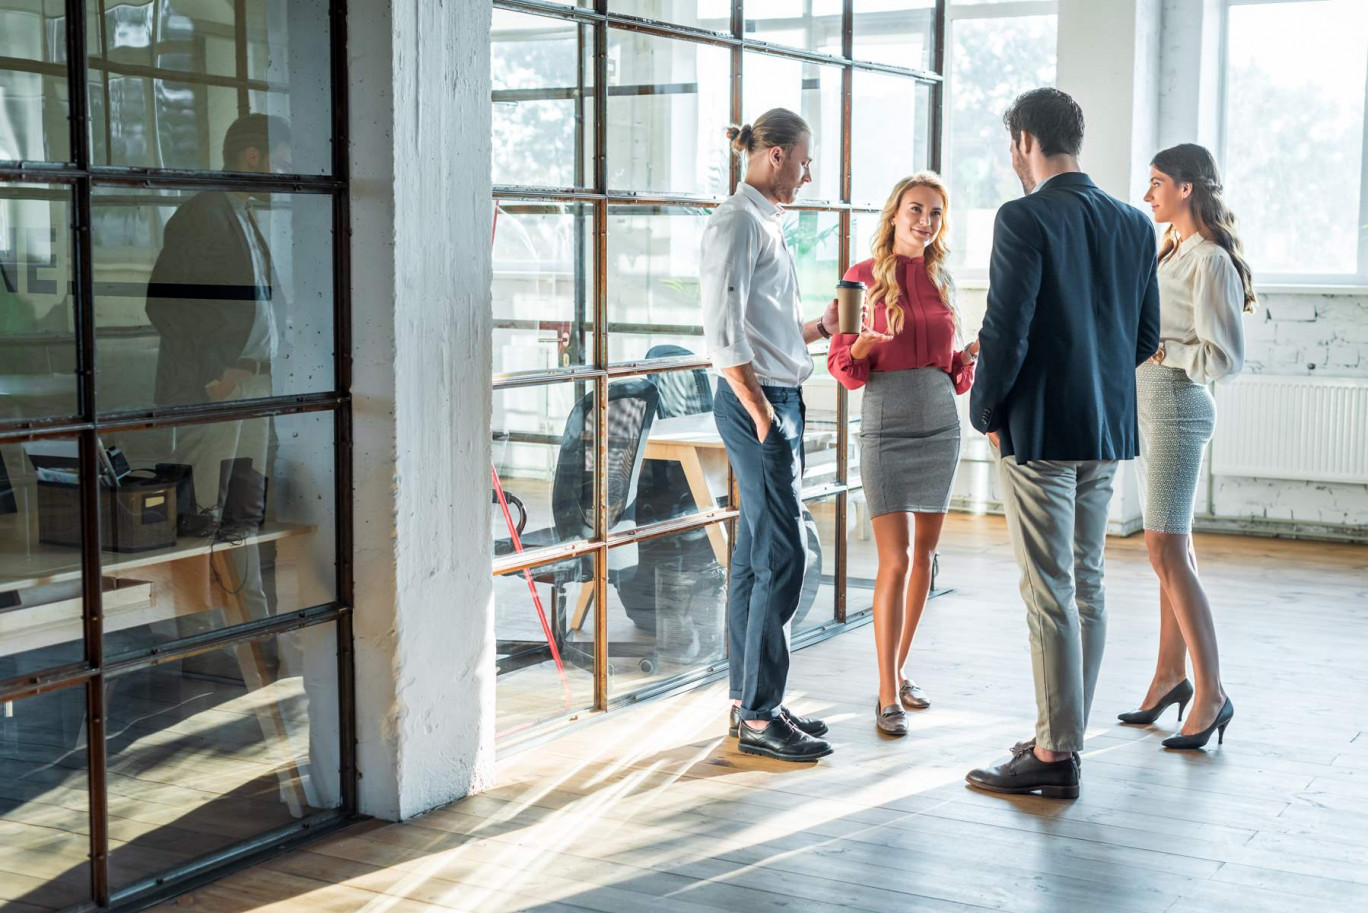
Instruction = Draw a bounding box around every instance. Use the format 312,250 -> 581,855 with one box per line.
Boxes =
1146,531 -> 1226,733
871,512 -> 913,708
895,512 -> 946,681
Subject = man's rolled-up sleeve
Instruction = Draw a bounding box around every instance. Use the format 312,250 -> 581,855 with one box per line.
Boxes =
700,210 -> 759,370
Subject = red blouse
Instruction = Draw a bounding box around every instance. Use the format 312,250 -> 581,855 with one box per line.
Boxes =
827,256 -> 975,394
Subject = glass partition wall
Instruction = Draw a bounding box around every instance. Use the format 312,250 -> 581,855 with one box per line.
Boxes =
492,0 -> 944,742
1,2 -> 352,909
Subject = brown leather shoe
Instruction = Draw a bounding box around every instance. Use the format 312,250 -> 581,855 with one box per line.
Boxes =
899,679 -> 930,710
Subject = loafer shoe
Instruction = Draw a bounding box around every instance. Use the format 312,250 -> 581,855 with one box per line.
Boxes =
876,702 -> 909,736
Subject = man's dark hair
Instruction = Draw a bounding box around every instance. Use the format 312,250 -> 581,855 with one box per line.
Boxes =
1002,88 -> 1084,158
222,113 -> 291,170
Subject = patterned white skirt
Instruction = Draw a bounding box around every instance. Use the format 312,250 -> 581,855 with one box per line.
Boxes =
1136,361 -> 1215,535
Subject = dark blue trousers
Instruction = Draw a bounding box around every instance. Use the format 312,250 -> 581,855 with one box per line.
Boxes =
714,383 -> 807,722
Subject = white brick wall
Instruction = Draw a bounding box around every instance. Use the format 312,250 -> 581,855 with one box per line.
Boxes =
1214,290 -> 1368,535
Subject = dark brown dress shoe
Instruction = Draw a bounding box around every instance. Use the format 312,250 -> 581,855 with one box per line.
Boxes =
966,740 -> 1080,799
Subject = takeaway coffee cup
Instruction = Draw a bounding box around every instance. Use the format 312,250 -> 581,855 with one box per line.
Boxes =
836,279 -> 865,334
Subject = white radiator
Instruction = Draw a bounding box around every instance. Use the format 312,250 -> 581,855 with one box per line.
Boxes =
1211,375 -> 1368,484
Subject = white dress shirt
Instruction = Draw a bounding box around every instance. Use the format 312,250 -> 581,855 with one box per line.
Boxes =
700,181 -> 812,388
227,194 -> 278,363
1159,233 -> 1245,384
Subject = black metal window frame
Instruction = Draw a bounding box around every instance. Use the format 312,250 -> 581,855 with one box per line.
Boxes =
492,0 -> 947,735
0,2 -> 355,909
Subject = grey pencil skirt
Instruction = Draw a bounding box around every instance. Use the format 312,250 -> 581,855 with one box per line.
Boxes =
859,367 -> 961,517
1136,361 -> 1216,535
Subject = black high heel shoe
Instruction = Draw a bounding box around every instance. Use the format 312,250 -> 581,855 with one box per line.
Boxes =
1117,679 -> 1194,725
1162,697 -> 1234,750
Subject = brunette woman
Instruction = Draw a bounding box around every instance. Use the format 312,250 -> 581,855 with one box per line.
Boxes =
1122,143 -> 1255,749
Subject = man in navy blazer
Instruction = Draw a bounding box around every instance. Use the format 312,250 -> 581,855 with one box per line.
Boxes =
965,88 -> 1160,801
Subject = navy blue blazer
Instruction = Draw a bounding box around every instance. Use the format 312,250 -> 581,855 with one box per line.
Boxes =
970,172 -> 1160,463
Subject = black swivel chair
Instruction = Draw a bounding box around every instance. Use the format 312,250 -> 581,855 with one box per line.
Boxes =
495,378 -> 660,674
644,344 -> 713,419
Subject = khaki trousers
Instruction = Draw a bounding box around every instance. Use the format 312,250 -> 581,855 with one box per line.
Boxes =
998,455 -> 1117,753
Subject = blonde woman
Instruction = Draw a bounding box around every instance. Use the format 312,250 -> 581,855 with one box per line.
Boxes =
828,173 -> 978,736
1122,143 -> 1255,749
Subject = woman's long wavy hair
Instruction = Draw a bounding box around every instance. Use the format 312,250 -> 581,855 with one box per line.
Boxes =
868,172 -> 960,338
1152,144 -> 1258,314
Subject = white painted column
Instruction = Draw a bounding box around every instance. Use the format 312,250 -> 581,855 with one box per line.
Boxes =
1058,0 -> 1163,534
348,0 -> 495,820
1157,0 -> 1224,151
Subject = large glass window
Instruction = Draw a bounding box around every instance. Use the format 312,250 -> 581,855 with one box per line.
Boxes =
853,1 -> 937,72
1221,0 -> 1368,282
606,30 -> 731,198
492,11 -> 594,189
0,0 -> 71,163
0,183 -> 78,421
943,2 -> 1057,273
1,0 -> 349,907
491,0 -> 942,745
87,0 -> 333,174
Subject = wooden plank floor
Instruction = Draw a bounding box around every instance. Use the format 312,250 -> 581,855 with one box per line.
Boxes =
156,514 -> 1368,913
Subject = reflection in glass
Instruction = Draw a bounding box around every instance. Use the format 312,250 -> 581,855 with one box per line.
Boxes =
491,11 -> 594,190
92,179 -> 335,414
87,0 -> 332,173
745,0 -> 842,55
845,488 -> 877,617
495,555 -> 596,738
794,494 -> 836,636
492,203 -> 594,375
0,182 -> 77,421
0,685 -> 92,911
0,0 -> 71,163
853,1 -> 936,70
851,74 -> 931,205
606,30 -> 730,197
83,412 -> 336,658
105,623 -> 341,891
606,206 -> 709,363
606,524 -> 726,696
609,0 -> 731,32
742,54 -> 842,203
0,438 -> 86,678
946,14 -> 1056,270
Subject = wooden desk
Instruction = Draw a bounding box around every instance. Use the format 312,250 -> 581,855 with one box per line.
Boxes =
643,414 -> 838,565
644,415 -> 732,565
0,517 -> 319,816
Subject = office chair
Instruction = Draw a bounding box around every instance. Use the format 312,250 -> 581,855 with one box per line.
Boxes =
643,344 -> 712,419
495,378 -> 660,675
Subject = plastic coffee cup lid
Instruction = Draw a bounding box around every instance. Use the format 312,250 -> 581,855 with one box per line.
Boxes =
836,279 -> 865,289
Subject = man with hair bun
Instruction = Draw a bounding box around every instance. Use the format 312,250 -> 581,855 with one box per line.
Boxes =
700,107 -> 839,762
